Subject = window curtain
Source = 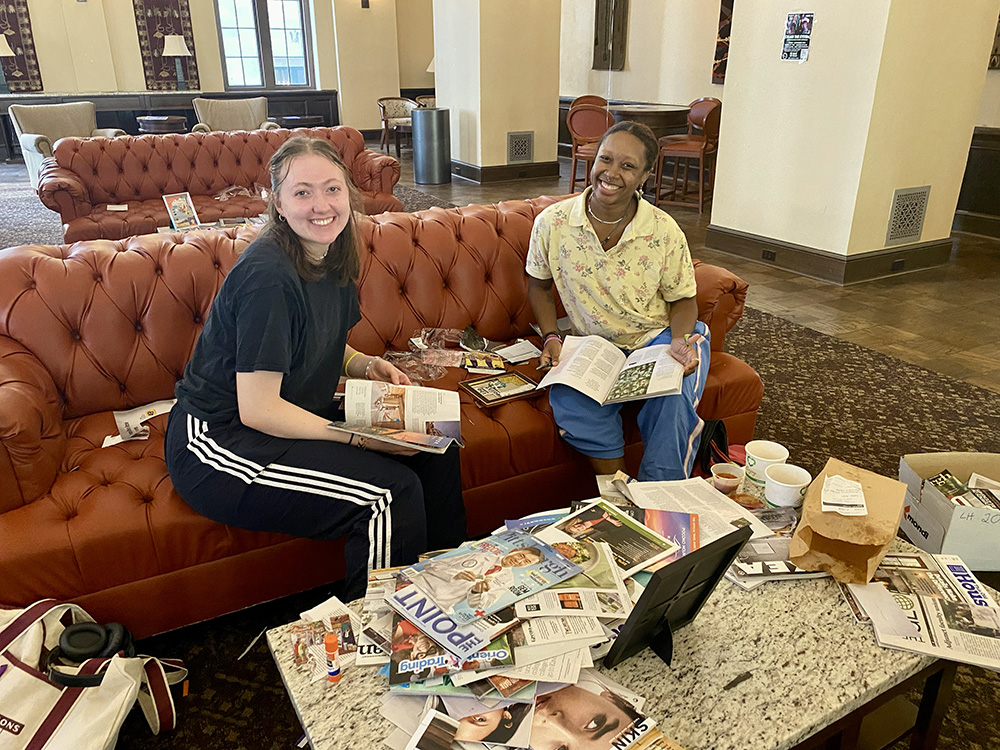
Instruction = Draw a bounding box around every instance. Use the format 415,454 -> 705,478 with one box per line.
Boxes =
132,0 -> 200,91
713,1 -> 734,84
0,1 -> 43,92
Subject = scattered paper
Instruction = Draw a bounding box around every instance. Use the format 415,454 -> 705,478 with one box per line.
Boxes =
103,398 -> 176,447
969,472 -> 1000,491
845,582 -> 919,639
495,340 -> 541,364
821,474 -> 868,516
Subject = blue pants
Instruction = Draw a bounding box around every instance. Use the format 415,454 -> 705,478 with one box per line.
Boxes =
549,322 -> 710,481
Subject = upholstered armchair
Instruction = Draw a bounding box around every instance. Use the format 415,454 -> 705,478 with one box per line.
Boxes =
8,102 -> 126,191
191,97 -> 280,134
376,97 -> 419,154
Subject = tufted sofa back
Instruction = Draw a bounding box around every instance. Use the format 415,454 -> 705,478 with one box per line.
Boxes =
50,127 -> 374,206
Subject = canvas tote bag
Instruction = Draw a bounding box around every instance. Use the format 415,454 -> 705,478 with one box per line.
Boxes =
0,600 -> 187,750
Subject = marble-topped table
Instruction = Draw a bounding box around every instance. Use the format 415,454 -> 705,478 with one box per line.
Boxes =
266,539 -> 953,750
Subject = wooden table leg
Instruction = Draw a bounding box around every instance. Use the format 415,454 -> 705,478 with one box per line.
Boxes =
908,660 -> 957,750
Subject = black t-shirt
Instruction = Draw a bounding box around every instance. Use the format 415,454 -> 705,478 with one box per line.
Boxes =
175,234 -> 360,423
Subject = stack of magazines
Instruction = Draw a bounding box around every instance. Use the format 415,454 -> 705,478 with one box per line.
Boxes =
356,499 -> 695,750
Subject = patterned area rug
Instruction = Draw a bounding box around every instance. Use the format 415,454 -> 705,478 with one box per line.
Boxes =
0,182 -> 456,250
113,307 -> 1000,750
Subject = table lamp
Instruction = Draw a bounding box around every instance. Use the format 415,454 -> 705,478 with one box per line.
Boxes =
162,34 -> 192,91
0,34 -> 15,96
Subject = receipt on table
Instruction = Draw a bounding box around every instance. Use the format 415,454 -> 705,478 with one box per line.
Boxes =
821,474 -> 868,516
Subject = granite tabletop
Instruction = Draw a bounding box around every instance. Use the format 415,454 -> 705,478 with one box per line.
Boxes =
265,538 -> 936,750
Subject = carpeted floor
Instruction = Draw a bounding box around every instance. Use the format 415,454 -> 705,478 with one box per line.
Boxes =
113,308 -> 1000,750
0,182 -> 456,250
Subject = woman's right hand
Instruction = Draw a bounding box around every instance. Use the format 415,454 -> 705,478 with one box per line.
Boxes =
353,435 -> 419,456
539,339 -> 562,369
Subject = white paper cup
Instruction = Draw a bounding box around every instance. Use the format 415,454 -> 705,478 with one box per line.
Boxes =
744,440 -> 789,485
710,463 -> 745,495
764,463 -> 812,509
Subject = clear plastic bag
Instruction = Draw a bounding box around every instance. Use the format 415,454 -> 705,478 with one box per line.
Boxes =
383,351 -> 447,384
410,327 -> 462,350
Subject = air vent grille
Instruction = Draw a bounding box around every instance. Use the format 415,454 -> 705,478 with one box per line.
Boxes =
507,131 -> 534,163
886,186 -> 930,246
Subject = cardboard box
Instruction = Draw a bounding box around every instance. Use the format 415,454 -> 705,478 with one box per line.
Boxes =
898,453 -> 1000,570
789,458 -> 907,584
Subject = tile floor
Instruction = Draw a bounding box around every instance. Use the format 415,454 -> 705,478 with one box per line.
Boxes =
384,144 -> 1000,395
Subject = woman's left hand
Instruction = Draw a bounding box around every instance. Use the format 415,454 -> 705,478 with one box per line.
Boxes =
669,337 -> 700,376
366,357 -> 412,385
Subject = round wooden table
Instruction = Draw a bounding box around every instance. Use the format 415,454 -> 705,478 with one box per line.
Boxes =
136,115 -> 188,134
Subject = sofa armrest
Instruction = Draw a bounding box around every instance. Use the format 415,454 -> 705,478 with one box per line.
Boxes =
19,132 -> 53,158
0,336 -> 66,510
37,158 -> 93,221
260,121 -> 280,130
91,128 -> 127,138
363,192 -> 404,215
351,150 -> 402,195
192,122 -> 211,134
693,260 -> 749,352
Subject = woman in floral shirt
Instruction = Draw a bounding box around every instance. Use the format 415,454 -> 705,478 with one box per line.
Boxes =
525,121 -> 710,481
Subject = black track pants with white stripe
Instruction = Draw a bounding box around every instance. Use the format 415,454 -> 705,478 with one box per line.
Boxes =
164,406 -> 467,599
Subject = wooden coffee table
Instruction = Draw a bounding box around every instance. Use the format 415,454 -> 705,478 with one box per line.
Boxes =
136,115 -> 187,134
266,537 -> 957,750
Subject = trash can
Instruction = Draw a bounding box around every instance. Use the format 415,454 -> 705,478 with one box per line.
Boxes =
412,107 -> 451,185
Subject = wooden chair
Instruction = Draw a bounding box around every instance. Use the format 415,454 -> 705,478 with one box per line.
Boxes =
653,98 -> 721,213
569,94 -> 608,109
415,95 -> 436,108
566,103 -> 616,193
376,97 -> 419,156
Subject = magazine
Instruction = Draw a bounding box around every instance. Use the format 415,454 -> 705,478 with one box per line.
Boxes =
162,191 -> 200,230
461,351 -> 505,374
725,535 -> 830,591
403,529 -> 582,624
459,371 -> 541,408
842,552 -> 1000,672
537,335 -> 683,405
536,500 -> 681,578
328,379 -> 463,453
388,617 -> 515,686
514,542 -> 633,619
356,566 -> 406,666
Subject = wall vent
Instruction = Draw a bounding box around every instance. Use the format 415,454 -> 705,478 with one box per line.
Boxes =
885,185 -> 930,246
507,131 -> 534,163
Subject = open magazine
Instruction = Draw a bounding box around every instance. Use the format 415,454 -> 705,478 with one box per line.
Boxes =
328,379 -> 463,453
537,335 -> 683,405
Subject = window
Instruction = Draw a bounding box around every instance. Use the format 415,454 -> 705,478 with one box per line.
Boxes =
215,0 -> 312,89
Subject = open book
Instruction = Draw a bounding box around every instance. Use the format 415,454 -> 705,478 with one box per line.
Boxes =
327,380 -> 463,453
537,335 -> 684,405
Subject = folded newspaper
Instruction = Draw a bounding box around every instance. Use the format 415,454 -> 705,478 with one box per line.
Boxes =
842,551 -> 1000,672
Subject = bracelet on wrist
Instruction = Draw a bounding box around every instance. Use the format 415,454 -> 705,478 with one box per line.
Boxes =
543,333 -> 562,346
344,351 -> 362,376
365,356 -> 383,380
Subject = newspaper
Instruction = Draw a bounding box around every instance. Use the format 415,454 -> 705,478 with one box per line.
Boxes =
843,552 -> 1000,672
537,335 -> 683,405
514,542 -> 633,619
102,398 -> 176,447
619,478 -> 773,541
329,380 -> 463,453
536,500 -> 681,578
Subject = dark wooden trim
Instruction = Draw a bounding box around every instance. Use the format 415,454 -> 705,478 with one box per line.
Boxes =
953,210 -> 1000,238
451,159 -> 560,183
705,225 -> 953,285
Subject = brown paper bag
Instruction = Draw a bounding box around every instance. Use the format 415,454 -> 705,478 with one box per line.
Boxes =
788,457 -> 906,584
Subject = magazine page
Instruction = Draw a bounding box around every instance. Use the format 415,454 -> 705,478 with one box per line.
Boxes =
357,567 -> 405,666
603,345 -> 683,405
342,379 -> 462,444
537,335 -> 626,404
427,695 -> 535,748
847,552 -> 1000,671
537,500 -> 681,578
725,535 -> 830,591
622,478 -> 774,541
403,529 -> 582,624
514,542 -> 633,619
387,581 -> 496,662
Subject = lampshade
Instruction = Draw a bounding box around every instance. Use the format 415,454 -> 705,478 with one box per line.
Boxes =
0,34 -> 15,58
162,34 -> 192,57
426,57 -> 435,74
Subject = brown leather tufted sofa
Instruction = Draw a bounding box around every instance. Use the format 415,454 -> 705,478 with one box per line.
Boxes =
36,126 -> 403,244
0,197 -> 763,638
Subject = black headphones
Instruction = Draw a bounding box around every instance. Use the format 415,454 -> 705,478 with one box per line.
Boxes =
45,622 -> 136,687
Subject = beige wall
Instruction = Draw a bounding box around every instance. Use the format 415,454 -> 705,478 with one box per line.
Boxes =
848,0 -> 999,254
434,0 -> 479,163
979,70 -> 1000,127
397,0 -> 434,89
560,0 -> 723,105
312,0 -> 340,92
712,1 -> 890,255
189,1 -> 225,92
332,0 -> 401,129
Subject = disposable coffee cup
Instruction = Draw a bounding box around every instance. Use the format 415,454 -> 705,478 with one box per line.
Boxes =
744,440 -> 789,485
764,463 -> 812,509
710,463 -> 745,495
